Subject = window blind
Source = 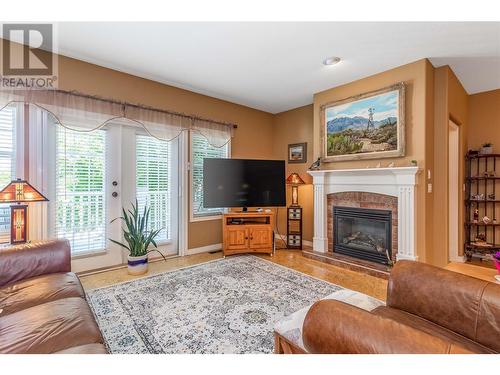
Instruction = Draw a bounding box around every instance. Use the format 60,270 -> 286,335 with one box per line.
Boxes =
192,133 -> 229,217
136,134 -> 170,242
0,106 -> 16,243
55,127 -> 106,255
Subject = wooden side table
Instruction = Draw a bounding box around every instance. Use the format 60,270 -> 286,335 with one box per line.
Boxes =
287,206 -> 303,249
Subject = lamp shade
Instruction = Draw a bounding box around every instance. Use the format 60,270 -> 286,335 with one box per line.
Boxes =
0,179 -> 49,203
286,173 -> 306,185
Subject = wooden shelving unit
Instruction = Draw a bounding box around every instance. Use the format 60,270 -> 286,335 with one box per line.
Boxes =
464,152 -> 500,262
286,207 -> 303,249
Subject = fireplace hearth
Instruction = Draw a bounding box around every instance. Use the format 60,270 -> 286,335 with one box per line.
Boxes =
333,206 -> 392,265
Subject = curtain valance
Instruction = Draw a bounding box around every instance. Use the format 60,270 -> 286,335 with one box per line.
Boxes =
0,89 -> 235,147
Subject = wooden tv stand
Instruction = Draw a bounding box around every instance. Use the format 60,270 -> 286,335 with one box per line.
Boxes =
222,211 -> 275,256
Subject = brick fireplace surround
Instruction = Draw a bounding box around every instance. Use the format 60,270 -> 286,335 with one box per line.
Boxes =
305,167 -> 420,277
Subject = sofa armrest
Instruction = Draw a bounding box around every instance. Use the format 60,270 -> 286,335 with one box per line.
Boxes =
0,240 -> 71,287
302,300 -> 473,354
386,260 -> 497,342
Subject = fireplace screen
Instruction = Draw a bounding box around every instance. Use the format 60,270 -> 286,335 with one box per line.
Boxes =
333,206 -> 392,265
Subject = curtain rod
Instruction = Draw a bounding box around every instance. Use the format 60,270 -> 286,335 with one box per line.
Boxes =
54,89 -> 238,129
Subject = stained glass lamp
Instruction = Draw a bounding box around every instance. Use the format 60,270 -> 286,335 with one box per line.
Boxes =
286,173 -> 306,206
0,179 -> 49,244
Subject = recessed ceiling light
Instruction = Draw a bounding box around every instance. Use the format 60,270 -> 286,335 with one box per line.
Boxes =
323,56 -> 341,66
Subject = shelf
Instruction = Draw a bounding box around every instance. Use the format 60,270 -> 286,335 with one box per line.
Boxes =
467,153 -> 500,159
466,222 -> 500,226
466,244 -> 500,250
467,177 -> 500,180
465,154 -> 500,259
465,200 -> 500,204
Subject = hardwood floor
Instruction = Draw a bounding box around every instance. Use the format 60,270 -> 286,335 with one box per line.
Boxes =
445,261 -> 499,283
79,249 -> 500,300
79,251 -> 222,290
79,249 -> 388,300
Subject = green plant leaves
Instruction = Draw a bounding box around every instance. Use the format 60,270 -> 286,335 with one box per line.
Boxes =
109,199 -> 166,259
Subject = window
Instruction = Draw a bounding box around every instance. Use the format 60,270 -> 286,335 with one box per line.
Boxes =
136,134 -> 171,243
191,132 -> 229,219
55,127 -> 106,255
0,106 -> 17,242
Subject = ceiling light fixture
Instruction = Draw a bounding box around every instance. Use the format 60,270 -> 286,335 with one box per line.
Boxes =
323,56 -> 341,66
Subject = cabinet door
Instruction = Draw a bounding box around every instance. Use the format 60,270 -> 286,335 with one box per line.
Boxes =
248,226 -> 273,249
225,227 -> 248,250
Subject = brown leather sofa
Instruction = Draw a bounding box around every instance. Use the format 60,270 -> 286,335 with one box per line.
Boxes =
303,260 -> 500,354
0,240 -> 107,354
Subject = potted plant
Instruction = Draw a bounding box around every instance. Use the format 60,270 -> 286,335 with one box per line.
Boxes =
480,143 -> 493,155
110,200 -> 166,275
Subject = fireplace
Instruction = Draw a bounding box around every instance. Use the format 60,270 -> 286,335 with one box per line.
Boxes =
333,206 -> 392,265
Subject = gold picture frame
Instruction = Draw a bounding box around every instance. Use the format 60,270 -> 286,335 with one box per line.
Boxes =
320,82 -> 405,162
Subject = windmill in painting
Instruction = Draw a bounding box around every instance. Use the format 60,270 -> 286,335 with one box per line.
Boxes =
322,83 -> 405,161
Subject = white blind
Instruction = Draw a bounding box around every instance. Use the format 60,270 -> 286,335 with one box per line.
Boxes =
192,133 -> 229,217
55,127 -> 106,255
136,134 -> 171,242
0,106 -> 16,243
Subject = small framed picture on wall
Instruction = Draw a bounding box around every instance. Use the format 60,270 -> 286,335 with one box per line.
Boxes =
288,142 -> 307,164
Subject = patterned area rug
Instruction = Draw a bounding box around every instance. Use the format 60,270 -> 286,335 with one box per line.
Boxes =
87,255 -> 341,354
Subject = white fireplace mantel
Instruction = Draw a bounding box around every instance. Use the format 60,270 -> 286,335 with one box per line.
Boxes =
307,167 -> 421,261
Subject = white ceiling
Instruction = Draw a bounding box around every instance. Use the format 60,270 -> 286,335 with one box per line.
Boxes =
54,22 -> 500,113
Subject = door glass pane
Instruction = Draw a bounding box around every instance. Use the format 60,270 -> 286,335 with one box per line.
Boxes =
136,134 -> 171,243
55,127 -> 106,255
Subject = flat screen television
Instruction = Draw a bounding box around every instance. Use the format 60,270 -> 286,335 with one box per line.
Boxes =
203,158 -> 286,210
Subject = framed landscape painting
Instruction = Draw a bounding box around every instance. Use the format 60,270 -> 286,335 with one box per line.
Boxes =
320,82 -> 405,162
288,142 -> 307,163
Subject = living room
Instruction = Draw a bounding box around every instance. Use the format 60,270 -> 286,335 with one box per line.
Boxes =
1,1 -> 499,372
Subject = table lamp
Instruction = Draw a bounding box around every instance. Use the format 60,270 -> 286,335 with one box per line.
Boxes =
0,179 -> 49,244
286,172 -> 306,207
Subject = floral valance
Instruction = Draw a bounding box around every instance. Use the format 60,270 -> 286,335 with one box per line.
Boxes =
0,89 -> 235,147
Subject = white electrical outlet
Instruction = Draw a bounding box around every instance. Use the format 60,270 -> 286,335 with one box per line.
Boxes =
427,183 -> 433,193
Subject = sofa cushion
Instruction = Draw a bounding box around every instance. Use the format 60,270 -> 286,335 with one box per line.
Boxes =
0,272 -> 85,316
55,343 -> 108,354
373,306 -> 496,354
0,297 -> 103,354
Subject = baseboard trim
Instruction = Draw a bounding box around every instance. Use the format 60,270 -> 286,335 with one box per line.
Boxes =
186,243 -> 223,255
449,255 -> 466,263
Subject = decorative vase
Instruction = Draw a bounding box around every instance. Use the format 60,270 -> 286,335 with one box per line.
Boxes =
480,146 -> 493,155
127,254 -> 148,275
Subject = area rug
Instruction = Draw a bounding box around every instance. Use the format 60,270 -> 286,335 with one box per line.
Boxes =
86,255 -> 341,354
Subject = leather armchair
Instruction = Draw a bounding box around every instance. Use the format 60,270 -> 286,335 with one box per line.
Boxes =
302,260 -> 500,354
0,240 -> 107,354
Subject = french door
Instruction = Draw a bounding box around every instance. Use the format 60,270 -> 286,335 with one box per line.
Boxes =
39,113 -> 181,272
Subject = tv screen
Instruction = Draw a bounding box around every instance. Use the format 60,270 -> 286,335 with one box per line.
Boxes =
203,158 -> 286,209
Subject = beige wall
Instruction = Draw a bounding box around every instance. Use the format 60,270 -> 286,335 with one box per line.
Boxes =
424,61 -> 435,266
312,59 -> 433,262
432,66 -> 469,267
467,89 -> 500,150
272,105 -> 314,242
53,54 -> 275,250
